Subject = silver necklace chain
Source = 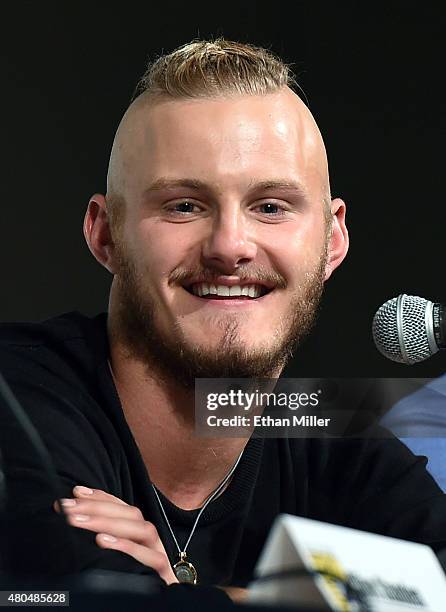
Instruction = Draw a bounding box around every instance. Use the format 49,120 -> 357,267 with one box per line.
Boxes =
106,360 -> 244,561
152,449 -> 244,557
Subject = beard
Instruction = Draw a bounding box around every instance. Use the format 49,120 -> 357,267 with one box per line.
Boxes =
110,245 -> 327,390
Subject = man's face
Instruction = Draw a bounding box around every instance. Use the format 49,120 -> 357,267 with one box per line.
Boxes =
108,89 -> 336,384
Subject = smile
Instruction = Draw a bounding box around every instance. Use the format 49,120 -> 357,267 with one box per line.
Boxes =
184,282 -> 273,300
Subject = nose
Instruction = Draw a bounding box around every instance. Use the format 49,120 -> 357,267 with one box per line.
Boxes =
201,209 -> 257,273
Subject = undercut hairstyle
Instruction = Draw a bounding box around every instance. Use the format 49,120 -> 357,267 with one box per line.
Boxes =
132,37 -> 299,101
107,38 -> 332,236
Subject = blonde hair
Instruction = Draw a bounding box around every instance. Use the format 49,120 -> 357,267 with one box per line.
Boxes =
132,37 -> 299,101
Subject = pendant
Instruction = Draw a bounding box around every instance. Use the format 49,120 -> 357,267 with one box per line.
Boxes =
173,552 -> 198,584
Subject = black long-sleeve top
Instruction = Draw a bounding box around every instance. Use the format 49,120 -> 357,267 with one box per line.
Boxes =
0,312 -> 445,589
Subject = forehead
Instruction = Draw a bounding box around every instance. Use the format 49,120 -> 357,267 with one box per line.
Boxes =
110,88 -> 329,201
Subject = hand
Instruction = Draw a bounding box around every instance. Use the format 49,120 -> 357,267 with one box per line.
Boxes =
219,586 -> 249,603
54,485 -> 178,585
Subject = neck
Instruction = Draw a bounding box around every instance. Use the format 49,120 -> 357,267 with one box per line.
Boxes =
108,334 -> 249,510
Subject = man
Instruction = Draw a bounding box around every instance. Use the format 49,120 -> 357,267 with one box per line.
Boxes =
1,38 -> 445,601
380,375 -> 446,491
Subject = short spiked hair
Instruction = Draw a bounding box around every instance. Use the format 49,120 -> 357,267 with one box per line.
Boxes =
132,38 -> 299,102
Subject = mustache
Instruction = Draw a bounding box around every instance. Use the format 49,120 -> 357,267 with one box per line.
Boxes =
169,266 -> 287,289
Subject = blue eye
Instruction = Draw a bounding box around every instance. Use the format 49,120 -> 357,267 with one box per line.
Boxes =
175,201 -> 196,213
257,203 -> 284,215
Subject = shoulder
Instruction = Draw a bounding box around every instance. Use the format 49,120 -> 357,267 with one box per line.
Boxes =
0,311 -> 113,445
0,312 -> 122,489
0,310 -> 107,352
0,311 -> 108,386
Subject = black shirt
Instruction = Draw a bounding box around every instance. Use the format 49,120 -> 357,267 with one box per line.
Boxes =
0,311 -> 445,588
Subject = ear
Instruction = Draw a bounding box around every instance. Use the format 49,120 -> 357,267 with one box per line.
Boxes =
324,197 -> 349,281
83,193 -> 118,274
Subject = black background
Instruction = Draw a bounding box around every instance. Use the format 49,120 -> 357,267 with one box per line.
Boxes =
2,2 -> 445,377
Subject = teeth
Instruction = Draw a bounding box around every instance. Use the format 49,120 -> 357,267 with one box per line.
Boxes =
229,286 -> 242,296
191,283 -> 263,298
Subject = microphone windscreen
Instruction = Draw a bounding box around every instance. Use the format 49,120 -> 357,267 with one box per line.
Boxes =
372,294 -> 438,364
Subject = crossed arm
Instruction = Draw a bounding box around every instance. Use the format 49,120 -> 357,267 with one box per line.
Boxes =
54,485 -> 178,584
54,485 -> 248,602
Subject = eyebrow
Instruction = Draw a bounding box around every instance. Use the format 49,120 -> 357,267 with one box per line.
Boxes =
142,177 -> 309,199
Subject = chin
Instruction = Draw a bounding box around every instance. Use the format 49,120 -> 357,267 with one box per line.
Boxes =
187,337 -> 279,365
181,326 -> 270,353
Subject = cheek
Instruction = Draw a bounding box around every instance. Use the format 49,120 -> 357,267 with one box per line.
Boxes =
132,220 -> 194,277
268,219 -> 326,277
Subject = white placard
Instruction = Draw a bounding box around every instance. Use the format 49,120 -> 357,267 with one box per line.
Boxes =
247,514 -> 446,611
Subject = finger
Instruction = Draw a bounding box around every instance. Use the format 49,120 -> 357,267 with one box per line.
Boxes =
56,499 -> 144,521
66,515 -> 165,551
72,486 -> 128,505
96,533 -> 178,585
219,587 -> 249,603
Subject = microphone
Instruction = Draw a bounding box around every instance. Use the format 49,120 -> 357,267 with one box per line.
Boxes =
372,294 -> 446,364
